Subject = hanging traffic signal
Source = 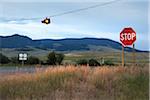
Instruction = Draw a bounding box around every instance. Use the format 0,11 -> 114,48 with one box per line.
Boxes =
41,17 -> 51,24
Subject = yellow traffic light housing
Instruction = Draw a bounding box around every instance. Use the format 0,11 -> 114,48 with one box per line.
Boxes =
41,17 -> 51,24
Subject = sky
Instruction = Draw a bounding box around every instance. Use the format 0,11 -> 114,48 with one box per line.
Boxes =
0,0 -> 149,50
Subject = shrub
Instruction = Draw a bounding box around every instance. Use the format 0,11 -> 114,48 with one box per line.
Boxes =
47,52 -> 65,65
47,51 -> 56,65
56,53 -> 64,65
11,57 -> 19,64
27,56 -> 40,64
104,60 -> 114,66
77,59 -> 88,65
89,59 -> 100,66
0,53 -> 10,64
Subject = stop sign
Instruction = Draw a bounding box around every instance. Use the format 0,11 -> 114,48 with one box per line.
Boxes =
120,27 -> 136,46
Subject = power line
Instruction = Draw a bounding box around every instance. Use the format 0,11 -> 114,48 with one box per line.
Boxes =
4,0 -> 121,21
49,0 -> 121,18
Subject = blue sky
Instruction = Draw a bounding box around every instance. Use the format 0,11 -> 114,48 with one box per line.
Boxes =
0,0 -> 149,50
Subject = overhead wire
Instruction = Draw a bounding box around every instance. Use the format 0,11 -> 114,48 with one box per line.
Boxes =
49,0 -> 121,18
4,0 -> 121,21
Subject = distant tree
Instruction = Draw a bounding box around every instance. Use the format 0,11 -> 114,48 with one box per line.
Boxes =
46,52 -> 65,65
11,57 -> 19,64
47,51 -> 56,65
0,53 -> 10,64
77,59 -> 88,65
27,56 -> 40,64
56,53 -> 64,65
89,59 -> 100,66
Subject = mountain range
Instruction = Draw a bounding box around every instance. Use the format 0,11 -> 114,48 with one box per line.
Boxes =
0,34 -> 147,52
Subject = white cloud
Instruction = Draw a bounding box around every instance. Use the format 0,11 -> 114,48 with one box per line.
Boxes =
0,21 -> 119,40
0,22 -> 94,39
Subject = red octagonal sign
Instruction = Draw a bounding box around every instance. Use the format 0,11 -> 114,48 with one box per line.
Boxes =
120,27 -> 136,46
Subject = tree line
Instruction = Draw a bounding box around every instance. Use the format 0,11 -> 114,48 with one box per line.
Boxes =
0,52 -> 64,65
0,52 -> 114,66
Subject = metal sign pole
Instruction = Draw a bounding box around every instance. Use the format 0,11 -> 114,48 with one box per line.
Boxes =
19,53 -> 27,67
22,60 -> 24,67
122,45 -> 124,67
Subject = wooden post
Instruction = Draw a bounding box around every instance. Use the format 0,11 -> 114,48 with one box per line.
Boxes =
122,45 -> 124,67
133,44 -> 135,66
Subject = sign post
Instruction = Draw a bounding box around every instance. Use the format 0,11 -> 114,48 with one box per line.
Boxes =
120,27 -> 136,66
122,45 -> 124,66
132,44 -> 135,66
19,53 -> 27,67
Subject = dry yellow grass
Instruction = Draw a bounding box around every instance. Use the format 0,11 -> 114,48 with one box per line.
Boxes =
0,65 -> 149,100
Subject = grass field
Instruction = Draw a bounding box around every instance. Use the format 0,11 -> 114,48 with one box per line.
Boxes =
0,65 -> 149,100
64,51 -> 149,65
1,48 -> 149,66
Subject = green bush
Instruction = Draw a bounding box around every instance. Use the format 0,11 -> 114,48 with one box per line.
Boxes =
11,57 -> 19,64
77,59 -> 88,65
56,53 -> 64,65
27,56 -> 40,64
89,59 -> 100,66
104,60 -> 114,66
0,53 -> 10,64
47,51 -> 64,65
47,52 -> 56,65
